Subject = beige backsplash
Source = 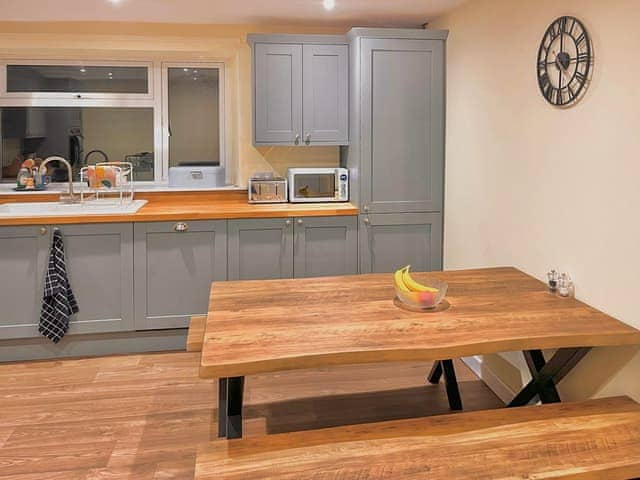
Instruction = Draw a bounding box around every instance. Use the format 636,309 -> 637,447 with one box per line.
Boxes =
239,146 -> 340,186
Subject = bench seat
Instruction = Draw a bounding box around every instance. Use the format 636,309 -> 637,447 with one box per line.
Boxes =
187,315 -> 206,352
195,396 -> 640,480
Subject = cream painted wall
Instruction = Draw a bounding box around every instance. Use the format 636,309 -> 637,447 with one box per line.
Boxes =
431,0 -> 640,401
0,22 -> 342,186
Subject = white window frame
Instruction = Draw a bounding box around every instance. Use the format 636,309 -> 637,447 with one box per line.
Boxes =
0,59 -> 154,102
161,61 -> 228,183
0,58 -> 229,185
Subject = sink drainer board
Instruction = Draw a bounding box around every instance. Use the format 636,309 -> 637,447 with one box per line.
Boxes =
0,199 -> 148,217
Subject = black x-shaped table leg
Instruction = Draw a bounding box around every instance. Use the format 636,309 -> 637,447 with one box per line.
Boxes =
218,376 -> 245,439
508,347 -> 591,407
427,359 -> 463,411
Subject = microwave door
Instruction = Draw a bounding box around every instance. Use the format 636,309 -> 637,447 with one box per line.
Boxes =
294,174 -> 336,201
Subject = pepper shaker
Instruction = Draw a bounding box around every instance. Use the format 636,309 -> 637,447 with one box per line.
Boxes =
547,269 -> 559,293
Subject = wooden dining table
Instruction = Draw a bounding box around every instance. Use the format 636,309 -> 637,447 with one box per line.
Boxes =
199,267 -> 640,439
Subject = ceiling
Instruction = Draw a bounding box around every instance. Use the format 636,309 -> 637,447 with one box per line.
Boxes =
0,0 -> 468,27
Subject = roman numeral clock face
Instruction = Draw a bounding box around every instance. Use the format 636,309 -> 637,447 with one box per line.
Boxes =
537,16 -> 592,106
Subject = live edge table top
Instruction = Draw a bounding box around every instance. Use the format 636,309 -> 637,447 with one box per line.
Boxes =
199,267 -> 640,378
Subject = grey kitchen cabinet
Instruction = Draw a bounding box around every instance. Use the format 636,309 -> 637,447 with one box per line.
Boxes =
359,213 -> 442,274
0,225 -> 49,339
348,32 -> 446,214
134,220 -> 227,330
302,44 -> 349,144
250,34 -> 349,146
228,218 -> 294,280
253,43 -> 303,145
55,223 -> 134,335
293,215 -> 358,278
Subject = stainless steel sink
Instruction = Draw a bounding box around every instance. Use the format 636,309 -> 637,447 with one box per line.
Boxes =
0,199 -> 148,218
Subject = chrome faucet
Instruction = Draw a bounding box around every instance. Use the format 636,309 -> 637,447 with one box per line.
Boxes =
39,156 -> 79,204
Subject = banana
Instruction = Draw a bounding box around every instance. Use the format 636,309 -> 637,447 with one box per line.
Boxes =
402,266 -> 439,293
394,265 -> 412,292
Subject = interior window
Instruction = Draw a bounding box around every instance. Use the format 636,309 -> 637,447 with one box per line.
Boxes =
0,107 -> 155,182
1,60 -> 227,184
6,65 -> 149,94
167,66 -> 221,168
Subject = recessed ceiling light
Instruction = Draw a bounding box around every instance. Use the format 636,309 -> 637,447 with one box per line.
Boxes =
107,0 -> 122,5
323,0 -> 336,11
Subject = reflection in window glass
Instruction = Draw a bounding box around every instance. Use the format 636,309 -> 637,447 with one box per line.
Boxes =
6,65 -> 148,94
0,107 -> 154,182
168,67 -> 220,167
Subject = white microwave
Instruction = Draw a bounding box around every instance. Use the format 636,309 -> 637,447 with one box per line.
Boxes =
287,168 -> 349,203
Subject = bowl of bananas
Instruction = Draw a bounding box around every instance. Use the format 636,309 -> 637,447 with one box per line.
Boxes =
394,265 -> 448,310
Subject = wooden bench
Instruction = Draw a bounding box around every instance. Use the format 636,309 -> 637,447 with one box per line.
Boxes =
187,315 -> 206,352
195,396 -> 640,480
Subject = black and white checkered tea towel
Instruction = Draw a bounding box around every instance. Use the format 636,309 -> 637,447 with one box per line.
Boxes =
39,228 -> 78,343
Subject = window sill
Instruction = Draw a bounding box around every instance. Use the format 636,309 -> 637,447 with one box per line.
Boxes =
0,182 -> 245,196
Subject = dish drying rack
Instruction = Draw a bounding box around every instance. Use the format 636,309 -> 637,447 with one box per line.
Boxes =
78,162 -> 135,205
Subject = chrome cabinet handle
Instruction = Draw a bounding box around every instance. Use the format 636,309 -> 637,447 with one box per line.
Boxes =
363,205 -> 369,213
285,219 -> 292,226
39,227 -> 48,236
305,133 -> 311,145
297,219 -> 303,225
173,222 -> 189,232
363,217 -> 370,225
294,134 -> 300,145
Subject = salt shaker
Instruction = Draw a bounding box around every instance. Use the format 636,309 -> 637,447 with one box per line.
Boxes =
558,273 -> 572,297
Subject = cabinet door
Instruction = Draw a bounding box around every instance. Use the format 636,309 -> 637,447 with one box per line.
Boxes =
360,38 -> 445,213
0,226 -> 49,339
302,44 -> 349,145
359,213 -> 442,274
134,221 -> 227,330
254,43 -> 303,145
55,223 -> 134,334
228,218 -> 293,280
294,216 -> 357,278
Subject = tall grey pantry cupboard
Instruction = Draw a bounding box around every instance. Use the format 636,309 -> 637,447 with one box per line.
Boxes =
345,28 -> 448,273
249,34 -> 349,146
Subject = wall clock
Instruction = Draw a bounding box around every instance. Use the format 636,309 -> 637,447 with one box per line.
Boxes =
537,16 -> 592,106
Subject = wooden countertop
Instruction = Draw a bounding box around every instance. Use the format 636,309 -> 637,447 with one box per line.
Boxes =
0,190 -> 359,226
200,267 -> 640,378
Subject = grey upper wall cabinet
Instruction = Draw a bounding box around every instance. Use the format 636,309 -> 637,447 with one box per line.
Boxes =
228,218 -> 294,280
56,223 -> 134,335
293,216 -> 357,278
359,212 -> 443,274
302,44 -> 349,144
134,221 -> 227,330
250,34 -> 349,146
0,226 -> 49,339
253,43 -> 303,145
346,29 -> 447,214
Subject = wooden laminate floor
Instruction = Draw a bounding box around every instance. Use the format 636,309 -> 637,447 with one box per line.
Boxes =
0,352 -> 503,479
